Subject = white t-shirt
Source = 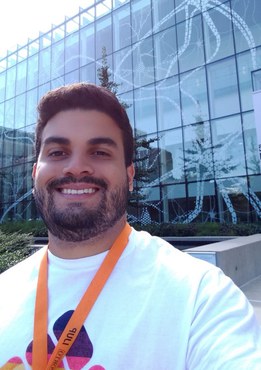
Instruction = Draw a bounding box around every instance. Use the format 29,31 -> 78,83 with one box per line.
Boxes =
0,228 -> 260,369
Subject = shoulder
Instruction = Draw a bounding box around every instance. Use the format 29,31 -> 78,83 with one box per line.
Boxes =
0,247 -> 45,293
128,226 -> 217,277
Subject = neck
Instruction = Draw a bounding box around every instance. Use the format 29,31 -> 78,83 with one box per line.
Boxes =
47,217 -> 127,259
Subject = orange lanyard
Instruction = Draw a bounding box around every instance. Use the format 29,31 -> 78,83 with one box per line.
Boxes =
32,223 -> 131,370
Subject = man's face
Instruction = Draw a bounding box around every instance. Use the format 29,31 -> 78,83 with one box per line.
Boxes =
32,109 -> 134,242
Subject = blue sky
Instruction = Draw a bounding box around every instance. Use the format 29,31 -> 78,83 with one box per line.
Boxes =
0,0 -> 91,56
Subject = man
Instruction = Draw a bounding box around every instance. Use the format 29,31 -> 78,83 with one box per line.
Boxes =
0,83 -> 260,369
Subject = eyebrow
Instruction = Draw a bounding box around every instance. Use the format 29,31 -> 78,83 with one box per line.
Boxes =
88,137 -> 118,148
43,136 -> 70,146
42,136 -> 118,147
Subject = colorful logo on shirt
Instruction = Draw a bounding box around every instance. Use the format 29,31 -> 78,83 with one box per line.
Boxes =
1,311 -> 105,370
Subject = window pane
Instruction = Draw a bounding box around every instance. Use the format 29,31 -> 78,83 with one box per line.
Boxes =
184,121 -> 214,181
16,61 -> 27,95
133,37 -> 154,87
162,183 -> 186,223
80,24 -> 95,66
0,72 -> 6,102
177,14 -> 204,73
152,0 -> 175,32
114,47 -> 133,93
175,0 -> 202,23
51,40 -> 64,79
187,181 -> 216,223
6,67 -> 16,99
242,112 -> 260,175
26,89 -> 38,126
154,27 -> 178,81
65,70 -> 79,84
232,0 -> 261,53
212,115 -> 246,178
204,4 -> 234,63
131,0 -> 152,43
156,76 -> 181,130
0,102 -> 4,126
113,5 -> 131,51
5,99 -> 14,128
39,47 -> 51,85
27,55 -> 38,90
207,57 -> 240,118
65,32 -> 80,73
15,94 -> 26,129
134,85 -> 157,136
180,67 -> 209,125
237,51 -> 255,111
96,15 -> 112,59
80,63 -> 96,83
159,128 -> 184,183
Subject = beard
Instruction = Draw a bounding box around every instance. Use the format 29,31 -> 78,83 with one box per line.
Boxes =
33,175 -> 129,242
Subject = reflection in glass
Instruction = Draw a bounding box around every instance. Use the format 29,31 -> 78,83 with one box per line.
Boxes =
51,40 -> 65,79
65,33 -> 80,73
133,37 -> 154,87
26,89 -> 38,126
80,63 -> 96,84
154,27 -> 178,81
152,0 -> 175,32
0,73 -> 5,102
131,0 -> 152,43
242,112 -> 260,175
39,47 -> 51,85
177,14 -> 204,73
203,5 -> 234,63
15,94 -> 26,129
6,67 -> 16,100
16,61 -> 27,95
96,15 -> 112,58
27,55 -> 39,90
80,25 -> 95,66
156,76 -> 181,131
212,115 -> 246,178
232,0 -> 261,53
159,128 -> 184,184
237,51 -> 255,111
134,86 -> 157,136
113,4 -> 131,51
114,47 -> 133,94
184,121 -> 214,181
207,57 -> 240,118
180,68 -> 209,125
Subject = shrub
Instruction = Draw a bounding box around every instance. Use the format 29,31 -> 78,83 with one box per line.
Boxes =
132,222 -> 261,237
0,231 -> 34,273
0,220 -> 47,237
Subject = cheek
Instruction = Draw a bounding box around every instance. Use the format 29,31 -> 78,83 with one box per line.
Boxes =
33,163 -> 57,186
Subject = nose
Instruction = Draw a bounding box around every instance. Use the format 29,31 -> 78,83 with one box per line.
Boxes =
62,154 -> 94,177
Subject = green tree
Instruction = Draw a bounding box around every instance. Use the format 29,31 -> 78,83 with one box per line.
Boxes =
97,47 -> 158,210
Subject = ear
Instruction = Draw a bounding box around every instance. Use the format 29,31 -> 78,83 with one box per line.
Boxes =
127,163 -> 135,192
32,163 -> 37,180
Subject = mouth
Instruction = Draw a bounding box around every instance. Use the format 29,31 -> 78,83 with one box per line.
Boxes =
60,188 -> 97,195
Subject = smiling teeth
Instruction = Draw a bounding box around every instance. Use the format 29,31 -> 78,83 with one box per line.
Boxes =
61,189 -> 95,195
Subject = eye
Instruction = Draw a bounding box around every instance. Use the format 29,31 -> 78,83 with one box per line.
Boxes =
92,150 -> 110,157
48,150 -> 67,158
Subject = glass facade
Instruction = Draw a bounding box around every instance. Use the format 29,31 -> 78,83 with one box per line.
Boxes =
0,0 -> 261,224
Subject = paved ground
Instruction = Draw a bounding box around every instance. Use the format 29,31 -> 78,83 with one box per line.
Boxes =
240,275 -> 261,325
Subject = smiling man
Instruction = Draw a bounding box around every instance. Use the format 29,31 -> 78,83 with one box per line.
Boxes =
33,108 -> 134,258
0,83 -> 260,369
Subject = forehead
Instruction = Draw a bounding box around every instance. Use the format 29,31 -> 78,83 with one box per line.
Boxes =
41,109 -> 123,145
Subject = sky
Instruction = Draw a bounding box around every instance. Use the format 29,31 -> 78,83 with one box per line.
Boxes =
0,0 -> 92,56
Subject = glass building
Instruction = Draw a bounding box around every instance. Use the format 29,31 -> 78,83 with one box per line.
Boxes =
0,0 -> 261,225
